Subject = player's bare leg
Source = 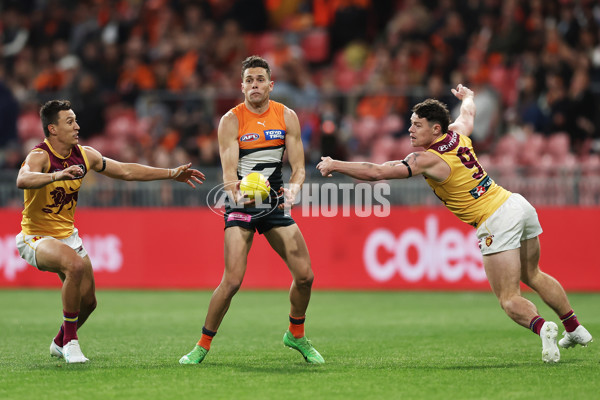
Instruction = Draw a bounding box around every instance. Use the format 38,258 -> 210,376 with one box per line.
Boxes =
520,237 -> 592,348
77,257 -> 97,327
484,247 -> 559,362
265,225 -> 313,317
180,227 -> 253,365
36,239 -> 89,363
58,255 -> 97,328
204,227 -> 254,330
519,237 -> 571,314
265,225 -> 323,364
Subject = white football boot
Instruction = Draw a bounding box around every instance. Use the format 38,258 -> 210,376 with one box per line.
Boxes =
559,325 -> 593,349
63,340 -> 89,363
50,340 -> 63,358
540,321 -> 560,363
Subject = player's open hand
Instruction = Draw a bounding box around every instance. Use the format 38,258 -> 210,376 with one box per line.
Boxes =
170,163 -> 206,188
317,156 -> 335,177
451,84 -> 474,100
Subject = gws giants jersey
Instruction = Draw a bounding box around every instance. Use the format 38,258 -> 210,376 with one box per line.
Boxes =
20,139 -> 90,238
424,131 -> 511,227
231,100 -> 286,191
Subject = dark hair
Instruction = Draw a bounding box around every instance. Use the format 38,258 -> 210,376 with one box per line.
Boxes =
40,100 -> 72,137
412,99 -> 451,133
241,55 -> 271,80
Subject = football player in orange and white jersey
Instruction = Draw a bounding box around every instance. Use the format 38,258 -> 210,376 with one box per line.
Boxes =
317,84 -> 592,363
16,100 -> 205,363
180,56 -> 324,365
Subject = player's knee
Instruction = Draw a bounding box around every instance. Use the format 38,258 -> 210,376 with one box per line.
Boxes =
295,272 -> 314,289
221,278 -> 243,297
64,257 -> 86,280
499,296 -> 518,314
521,268 -> 540,287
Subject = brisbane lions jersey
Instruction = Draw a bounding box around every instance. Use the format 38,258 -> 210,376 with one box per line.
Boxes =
231,100 -> 286,191
21,139 -> 90,238
424,131 -> 511,228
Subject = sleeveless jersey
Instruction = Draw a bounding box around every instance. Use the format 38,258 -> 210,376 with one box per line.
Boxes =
424,131 -> 511,227
20,139 -> 90,238
231,100 -> 286,190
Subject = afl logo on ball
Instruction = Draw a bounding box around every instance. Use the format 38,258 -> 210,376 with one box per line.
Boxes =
240,133 -> 260,142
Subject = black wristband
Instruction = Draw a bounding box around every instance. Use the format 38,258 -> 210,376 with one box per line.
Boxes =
401,160 -> 412,178
98,157 -> 107,173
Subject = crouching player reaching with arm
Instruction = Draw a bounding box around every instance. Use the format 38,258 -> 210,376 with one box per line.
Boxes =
16,100 -> 205,363
317,84 -> 592,363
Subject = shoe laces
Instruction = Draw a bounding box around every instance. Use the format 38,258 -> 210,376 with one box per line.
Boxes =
295,337 -> 317,354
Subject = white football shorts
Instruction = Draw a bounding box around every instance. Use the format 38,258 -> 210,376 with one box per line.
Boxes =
476,193 -> 543,255
16,228 -> 88,269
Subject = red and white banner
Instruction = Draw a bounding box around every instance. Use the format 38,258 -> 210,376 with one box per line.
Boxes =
1,208 -> 598,290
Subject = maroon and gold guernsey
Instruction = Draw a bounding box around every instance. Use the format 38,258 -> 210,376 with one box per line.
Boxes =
424,131 -> 511,228
20,139 -> 90,239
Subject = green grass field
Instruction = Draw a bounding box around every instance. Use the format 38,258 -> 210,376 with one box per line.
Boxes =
0,290 -> 597,400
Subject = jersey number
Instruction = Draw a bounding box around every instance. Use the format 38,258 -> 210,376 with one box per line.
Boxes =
457,147 -> 484,179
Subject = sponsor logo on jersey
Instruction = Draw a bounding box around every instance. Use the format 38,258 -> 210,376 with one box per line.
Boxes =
240,133 -> 260,142
435,131 -> 459,153
264,130 -> 285,140
469,175 -> 492,199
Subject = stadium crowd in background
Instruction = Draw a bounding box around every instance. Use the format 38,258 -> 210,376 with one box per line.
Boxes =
1,0 -> 600,187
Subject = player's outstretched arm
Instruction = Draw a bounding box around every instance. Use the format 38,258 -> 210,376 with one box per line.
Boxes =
84,146 -> 205,188
317,156 -> 413,181
448,84 -> 476,137
317,152 -> 448,182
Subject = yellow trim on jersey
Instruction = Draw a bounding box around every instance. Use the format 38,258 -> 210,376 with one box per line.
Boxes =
80,145 -> 90,171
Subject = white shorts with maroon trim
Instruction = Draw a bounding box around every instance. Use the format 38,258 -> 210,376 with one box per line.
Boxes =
476,193 -> 543,255
16,228 -> 88,268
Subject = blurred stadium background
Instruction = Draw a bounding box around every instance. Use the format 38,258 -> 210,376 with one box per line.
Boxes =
1,0 -> 600,290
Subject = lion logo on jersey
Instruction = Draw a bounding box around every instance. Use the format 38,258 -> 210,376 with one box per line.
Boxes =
42,187 -> 78,214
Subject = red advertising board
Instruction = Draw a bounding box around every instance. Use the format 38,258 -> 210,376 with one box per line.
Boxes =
1,207 -> 598,291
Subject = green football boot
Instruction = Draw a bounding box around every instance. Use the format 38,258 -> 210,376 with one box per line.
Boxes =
283,330 -> 324,364
179,345 -> 208,365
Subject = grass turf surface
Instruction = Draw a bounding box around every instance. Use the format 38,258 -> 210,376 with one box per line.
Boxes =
0,290 -> 597,400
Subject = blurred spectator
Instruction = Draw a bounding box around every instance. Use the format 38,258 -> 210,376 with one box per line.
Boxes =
565,67 -> 597,155
515,73 -> 546,133
0,80 -> 19,146
1,7 -> 30,73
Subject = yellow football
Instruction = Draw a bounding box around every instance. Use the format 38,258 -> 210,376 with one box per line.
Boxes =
240,172 -> 270,201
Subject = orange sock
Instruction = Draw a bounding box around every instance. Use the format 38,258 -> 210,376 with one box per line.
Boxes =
289,315 -> 306,338
197,326 -> 217,350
